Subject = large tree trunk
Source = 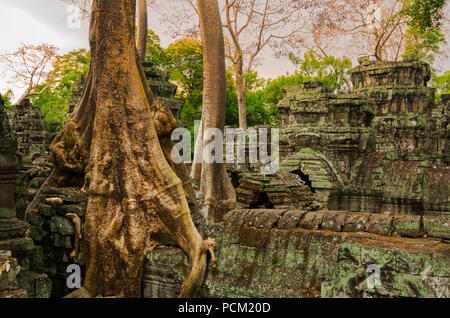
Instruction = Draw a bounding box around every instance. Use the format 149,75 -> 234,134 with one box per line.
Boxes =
191,0 -> 236,222
50,0 -> 213,298
137,0 -> 148,61
234,55 -> 247,130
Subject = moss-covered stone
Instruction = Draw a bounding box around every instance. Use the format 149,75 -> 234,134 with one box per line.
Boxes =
393,215 -> 422,238
38,205 -> 55,217
423,216 -> 450,239
49,216 -> 74,236
143,214 -> 450,298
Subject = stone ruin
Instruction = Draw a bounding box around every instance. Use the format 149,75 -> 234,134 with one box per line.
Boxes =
8,98 -> 48,163
11,62 -> 194,297
277,57 -> 449,216
236,172 -> 321,211
0,94 -> 51,298
143,59 -> 449,298
1,58 -> 449,298
5,98 -> 52,221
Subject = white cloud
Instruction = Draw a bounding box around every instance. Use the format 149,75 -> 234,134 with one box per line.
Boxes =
0,1 -> 89,99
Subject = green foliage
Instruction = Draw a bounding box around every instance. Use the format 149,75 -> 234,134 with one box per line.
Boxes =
1,89 -> 14,111
144,30 -> 169,69
166,38 -> 203,95
165,38 -> 204,128
430,71 -> 450,102
31,49 -> 90,132
166,42 -> 351,130
401,0 -> 447,62
224,68 -> 239,126
289,51 -> 352,91
255,73 -> 306,126
224,68 -> 280,128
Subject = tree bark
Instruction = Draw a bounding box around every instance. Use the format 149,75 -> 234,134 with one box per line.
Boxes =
50,0 -> 213,298
137,0 -> 148,61
192,0 -> 236,222
234,54 -> 247,130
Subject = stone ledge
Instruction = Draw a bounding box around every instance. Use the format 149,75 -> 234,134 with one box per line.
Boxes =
224,209 -> 450,240
144,223 -> 450,298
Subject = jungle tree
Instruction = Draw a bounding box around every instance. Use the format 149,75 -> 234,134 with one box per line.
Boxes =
191,0 -> 237,222
46,0 -> 215,298
0,43 -> 58,104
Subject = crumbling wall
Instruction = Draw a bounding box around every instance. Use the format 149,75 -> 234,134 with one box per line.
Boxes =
0,95 -> 51,298
277,58 -> 449,215
143,209 -> 450,298
7,98 -> 51,220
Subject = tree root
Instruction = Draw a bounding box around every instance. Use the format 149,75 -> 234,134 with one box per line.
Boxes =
25,170 -> 57,218
179,238 -> 216,298
66,213 -> 82,263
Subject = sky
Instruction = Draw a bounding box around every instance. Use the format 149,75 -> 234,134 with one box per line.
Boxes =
0,0 -> 448,100
0,0 -> 292,100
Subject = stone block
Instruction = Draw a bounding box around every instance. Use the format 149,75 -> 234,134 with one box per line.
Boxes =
321,211 -> 347,232
56,204 -> 85,217
253,209 -> 287,229
343,213 -> 370,232
299,211 -> 325,230
49,216 -> 75,236
422,216 -> 450,239
278,210 -> 307,229
44,187 -> 87,204
39,205 -> 56,217
393,215 -> 422,238
366,214 -> 393,236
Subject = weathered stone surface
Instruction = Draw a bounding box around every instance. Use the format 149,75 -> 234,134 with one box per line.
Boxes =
343,213 -> 370,232
44,187 -> 87,204
393,215 -> 422,238
56,204 -> 85,217
237,173 -> 321,210
278,210 -> 308,229
143,211 -> 450,298
366,213 -> 393,236
423,216 -> 450,239
18,271 -> 52,298
38,205 -> 56,217
251,209 -> 287,229
49,216 -> 75,236
0,219 -> 29,239
276,59 -> 449,216
321,211 -> 347,232
8,98 -> 47,163
300,211 -> 325,230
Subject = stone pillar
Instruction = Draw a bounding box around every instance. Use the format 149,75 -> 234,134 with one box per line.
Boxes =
8,98 -> 48,164
0,94 -> 18,219
0,94 -> 33,255
142,61 -> 184,122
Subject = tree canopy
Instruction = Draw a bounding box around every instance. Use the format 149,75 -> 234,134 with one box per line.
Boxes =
31,49 -> 90,131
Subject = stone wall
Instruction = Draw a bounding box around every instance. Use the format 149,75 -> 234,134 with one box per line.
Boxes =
143,209 -> 450,298
0,95 -> 51,298
7,98 -> 51,220
28,186 -> 86,297
8,98 -> 47,163
277,58 -> 449,215
236,172 -> 321,210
